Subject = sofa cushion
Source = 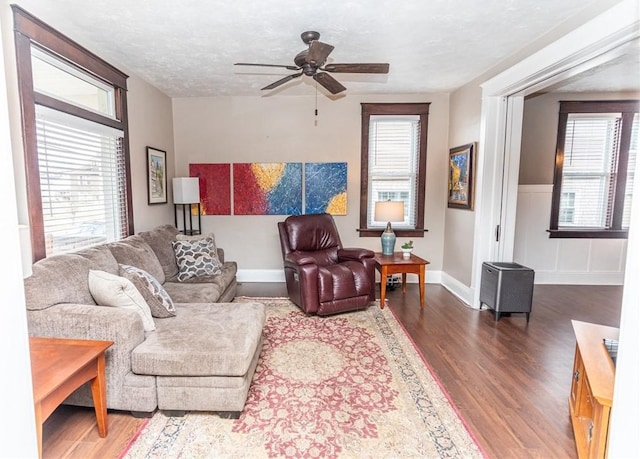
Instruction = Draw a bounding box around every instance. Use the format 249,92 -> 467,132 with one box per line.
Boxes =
163,262 -> 237,303
138,224 -> 180,280
24,254 -> 98,310
108,235 -> 166,284
172,236 -> 222,282
88,269 -> 156,332
75,245 -> 120,274
119,264 -> 176,318
131,302 -> 266,377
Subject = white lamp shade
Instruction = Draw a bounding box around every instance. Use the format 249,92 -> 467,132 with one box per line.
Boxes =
374,201 -> 404,223
172,177 -> 200,204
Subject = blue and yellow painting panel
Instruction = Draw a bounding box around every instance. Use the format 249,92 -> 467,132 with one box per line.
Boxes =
304,162 -> 347,215
233,163 -> 302,215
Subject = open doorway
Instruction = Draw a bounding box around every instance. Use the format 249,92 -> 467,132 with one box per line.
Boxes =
471,2 -> 638,453
471,1 -> 639,308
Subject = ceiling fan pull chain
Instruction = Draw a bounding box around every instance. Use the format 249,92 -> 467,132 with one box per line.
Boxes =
315,81 -> 318,116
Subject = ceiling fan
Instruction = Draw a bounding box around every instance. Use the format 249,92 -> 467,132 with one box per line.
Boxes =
235,31 -> 390,95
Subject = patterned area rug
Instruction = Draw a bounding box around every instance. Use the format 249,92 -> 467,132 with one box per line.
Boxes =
121,298 -> 484,458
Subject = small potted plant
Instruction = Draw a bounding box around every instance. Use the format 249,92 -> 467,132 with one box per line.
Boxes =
401,240 -> 413,258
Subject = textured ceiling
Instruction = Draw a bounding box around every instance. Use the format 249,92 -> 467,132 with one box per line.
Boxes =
11,0 -> 640,97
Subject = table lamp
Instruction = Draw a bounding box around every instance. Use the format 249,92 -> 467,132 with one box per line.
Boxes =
374,200 -> 405,255
172,177 -> 201,235
173,177 -> 200,204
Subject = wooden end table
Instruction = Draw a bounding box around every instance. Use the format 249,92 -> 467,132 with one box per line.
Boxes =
29,337 -> 113,459
373,252 -> 430,309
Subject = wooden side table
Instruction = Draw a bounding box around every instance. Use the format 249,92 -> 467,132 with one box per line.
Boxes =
373,252 -> 430,309
569,321 -> 618,459
29,337 -> 113,458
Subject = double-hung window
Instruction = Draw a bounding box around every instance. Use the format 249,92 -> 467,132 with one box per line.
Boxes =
13,6 -> 132,260
359,103 -> 429,237
550,100 -> 639,238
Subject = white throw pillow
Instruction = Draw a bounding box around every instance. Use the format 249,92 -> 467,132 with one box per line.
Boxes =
88,269 -> 156,332
119,264 -> 176,318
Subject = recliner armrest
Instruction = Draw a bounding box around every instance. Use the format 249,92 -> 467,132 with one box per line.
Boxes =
284,252 -> 318,266
338,248 -> 375,262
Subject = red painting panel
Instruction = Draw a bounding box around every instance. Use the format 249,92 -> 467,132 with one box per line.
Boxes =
233,163 -> 268,215
189,163 -> 231,215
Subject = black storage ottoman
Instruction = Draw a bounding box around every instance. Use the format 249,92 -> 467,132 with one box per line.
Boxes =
479,262 -> 535,322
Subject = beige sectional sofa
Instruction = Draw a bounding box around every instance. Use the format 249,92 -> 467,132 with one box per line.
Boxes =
23,224 -> 265,417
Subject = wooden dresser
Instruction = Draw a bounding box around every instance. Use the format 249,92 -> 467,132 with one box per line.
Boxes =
569,320 -> 619,459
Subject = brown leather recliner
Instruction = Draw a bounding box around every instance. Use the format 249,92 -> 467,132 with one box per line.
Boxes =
277,213 -> 376,315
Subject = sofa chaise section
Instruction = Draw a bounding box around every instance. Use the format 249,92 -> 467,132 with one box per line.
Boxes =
23,225 -> 259,416
132,302 -> 265,413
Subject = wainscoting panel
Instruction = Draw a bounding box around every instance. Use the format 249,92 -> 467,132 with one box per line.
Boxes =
514,185 -> 627,285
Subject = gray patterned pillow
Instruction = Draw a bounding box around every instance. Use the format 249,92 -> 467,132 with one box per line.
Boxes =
119,264 -> 176,318
172,236 -> 222,282
175,232 -> 221,266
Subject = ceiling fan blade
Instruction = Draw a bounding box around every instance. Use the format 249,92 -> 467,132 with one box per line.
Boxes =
306,41 -> 334,65
313,72 -> 346,94
235,63 -> 300,71
262,72 -> 303,90
322,63 -> 390,74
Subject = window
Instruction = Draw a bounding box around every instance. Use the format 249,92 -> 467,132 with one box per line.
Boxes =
36,107 -> 127,254
550,100 -> 639,238
359,103 -> 429,237
13,6 -> 132,260
559,192 -> 575,224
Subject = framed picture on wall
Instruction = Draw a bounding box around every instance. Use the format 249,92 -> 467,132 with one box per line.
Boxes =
146,146 -> 167,204
448,143 -> 475,210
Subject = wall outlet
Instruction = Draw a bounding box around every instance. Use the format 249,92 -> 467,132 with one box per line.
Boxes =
386,275 -> 401,290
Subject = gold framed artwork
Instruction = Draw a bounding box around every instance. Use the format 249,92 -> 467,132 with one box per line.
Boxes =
146,146 -> 167,204
448,143 -> 475,210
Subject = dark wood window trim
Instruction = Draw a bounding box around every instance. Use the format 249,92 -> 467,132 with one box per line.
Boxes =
359,102 -> 430,238
12,5 -> 133,261
549,100 -> 639,239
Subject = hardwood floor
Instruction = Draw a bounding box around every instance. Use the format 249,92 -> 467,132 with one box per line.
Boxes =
40,282 -> 622,458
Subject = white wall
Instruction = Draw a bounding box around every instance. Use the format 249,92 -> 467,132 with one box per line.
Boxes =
126,75 -> 175,232
0,2 -> 38,455
443,83 -> 482,287
609,139 -> 640,457
172,93 -> 450,281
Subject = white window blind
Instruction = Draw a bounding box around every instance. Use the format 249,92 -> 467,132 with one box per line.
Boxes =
367,115 -> 420,228
622,114 -> 639,228
35,105 -> 127,256
559,113 -> 621,228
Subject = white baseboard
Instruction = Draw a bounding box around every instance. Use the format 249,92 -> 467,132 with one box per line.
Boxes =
440,271 -> 475,308
237,269 -> 285,283
238,268 -> 443,284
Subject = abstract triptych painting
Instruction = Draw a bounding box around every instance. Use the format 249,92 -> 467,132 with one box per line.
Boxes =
188,162 -> 347,216
233,163 -> 303,215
